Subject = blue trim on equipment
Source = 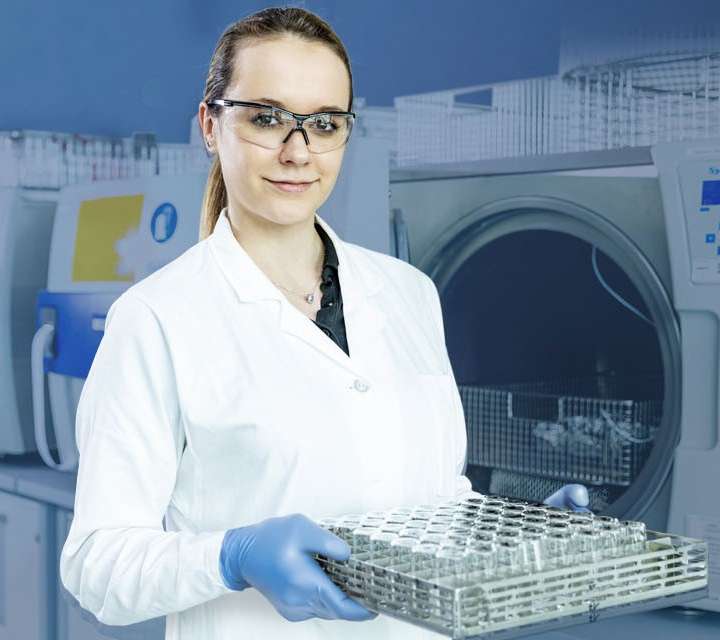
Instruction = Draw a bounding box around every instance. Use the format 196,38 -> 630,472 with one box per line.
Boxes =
36,291 -> 119,379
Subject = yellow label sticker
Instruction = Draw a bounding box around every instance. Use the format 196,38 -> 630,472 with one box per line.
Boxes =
72,195 -> 144,282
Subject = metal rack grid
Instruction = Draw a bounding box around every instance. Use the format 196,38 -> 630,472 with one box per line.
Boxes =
315,495 -> 708,639
459,375 -> 662,486
489,468 -> 613,513
392,32 -> 720,166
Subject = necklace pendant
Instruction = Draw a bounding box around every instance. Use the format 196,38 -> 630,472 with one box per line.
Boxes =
305,293 -> 314,304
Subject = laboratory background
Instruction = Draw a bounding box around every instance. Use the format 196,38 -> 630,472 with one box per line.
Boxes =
2,0 -> 720,638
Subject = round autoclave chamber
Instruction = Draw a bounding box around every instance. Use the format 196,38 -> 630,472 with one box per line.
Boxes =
423,203 -> 681,522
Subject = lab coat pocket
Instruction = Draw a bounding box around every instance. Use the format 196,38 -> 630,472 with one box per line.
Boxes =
413,372 -> 457,501
185,389 -> 269,519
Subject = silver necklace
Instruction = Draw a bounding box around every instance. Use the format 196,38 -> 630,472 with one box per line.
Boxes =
271,243 -> 326,305
273,277 -> 323,304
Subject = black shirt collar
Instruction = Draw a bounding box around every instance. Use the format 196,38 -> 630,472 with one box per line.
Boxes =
315,221 -> 339,271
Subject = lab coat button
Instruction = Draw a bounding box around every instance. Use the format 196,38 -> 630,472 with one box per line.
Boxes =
353,379 -> 370,392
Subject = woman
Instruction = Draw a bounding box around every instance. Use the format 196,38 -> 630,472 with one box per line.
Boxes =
60,7 -> 588,640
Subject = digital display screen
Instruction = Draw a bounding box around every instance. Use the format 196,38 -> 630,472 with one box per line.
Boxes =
701,180 -> 720,205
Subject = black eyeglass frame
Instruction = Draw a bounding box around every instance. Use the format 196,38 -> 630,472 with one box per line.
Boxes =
206,98 -> 356,150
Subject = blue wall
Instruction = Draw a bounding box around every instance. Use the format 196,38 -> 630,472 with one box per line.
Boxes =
2,0 -> 718,142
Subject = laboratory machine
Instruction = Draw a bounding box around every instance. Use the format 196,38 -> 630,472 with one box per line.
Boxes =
0,129 -> 207,464
388,139 -> 720,613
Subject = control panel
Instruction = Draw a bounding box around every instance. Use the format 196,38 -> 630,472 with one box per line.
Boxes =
681,166 -> 720,283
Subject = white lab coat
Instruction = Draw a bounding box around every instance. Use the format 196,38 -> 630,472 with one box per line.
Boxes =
60,208 -> 473,640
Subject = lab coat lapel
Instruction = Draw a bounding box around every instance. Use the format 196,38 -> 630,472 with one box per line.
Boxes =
278,213 -> 387,378
208,209 -> 387,379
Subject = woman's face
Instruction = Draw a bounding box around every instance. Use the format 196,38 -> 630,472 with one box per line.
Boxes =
199,36 -> 351,228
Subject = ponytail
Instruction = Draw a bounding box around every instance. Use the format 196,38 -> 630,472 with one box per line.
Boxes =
198,157 -> 226,241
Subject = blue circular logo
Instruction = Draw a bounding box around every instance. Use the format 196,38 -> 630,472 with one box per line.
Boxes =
151,203 -> 177,243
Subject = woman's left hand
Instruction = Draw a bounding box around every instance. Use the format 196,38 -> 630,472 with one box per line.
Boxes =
543,484 -> 591,513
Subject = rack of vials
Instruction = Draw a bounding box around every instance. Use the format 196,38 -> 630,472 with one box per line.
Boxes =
316,495 -> 708,639
0,129 -> 211,189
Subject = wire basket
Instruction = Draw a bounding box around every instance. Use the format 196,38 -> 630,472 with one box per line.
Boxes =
315,495 -> 707,639
562,52 -> 720,151
394,77 -> 567,166
390,30 -> 720,166
489,469 -> 612,513
459,375 -> 662,486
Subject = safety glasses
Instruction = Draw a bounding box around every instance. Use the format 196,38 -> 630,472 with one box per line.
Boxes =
207,99 -> 355,153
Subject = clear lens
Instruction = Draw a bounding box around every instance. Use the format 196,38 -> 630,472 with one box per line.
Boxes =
222,104 -> 353,152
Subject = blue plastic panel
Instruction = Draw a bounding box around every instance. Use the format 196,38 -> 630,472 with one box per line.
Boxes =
35,291 -> 118,379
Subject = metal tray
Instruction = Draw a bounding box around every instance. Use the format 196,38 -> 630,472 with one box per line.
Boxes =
316,494 -> 707,639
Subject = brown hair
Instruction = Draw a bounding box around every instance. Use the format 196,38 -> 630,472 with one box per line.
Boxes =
198,6 -> 354,240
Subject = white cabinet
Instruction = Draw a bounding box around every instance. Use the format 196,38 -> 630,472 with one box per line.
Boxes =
55,509 -> 165,640
0,473 -> 164,640
55,509 -> 109,640
0,489 -> 51,640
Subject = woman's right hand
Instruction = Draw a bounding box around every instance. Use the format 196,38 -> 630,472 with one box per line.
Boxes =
219,513 -> 377,622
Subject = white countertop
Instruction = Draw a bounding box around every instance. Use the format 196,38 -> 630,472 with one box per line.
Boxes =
0,453 -> 76,510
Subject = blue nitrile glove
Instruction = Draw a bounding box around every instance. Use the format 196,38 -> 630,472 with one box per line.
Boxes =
543,484 -> 592,513
219,513 -> 377,622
